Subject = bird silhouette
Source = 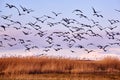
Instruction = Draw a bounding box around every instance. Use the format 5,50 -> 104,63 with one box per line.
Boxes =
92,7 -> 103,18
0,41 -> 3,46
52,11 -> 62,16
3,38 -> 10,41
1,14 -> 12,20
61,18 -> 74,24
67,43 -> 74,48
71,50 -> 75,53
94,14 -> 103,18
0,25 -> 7,31
11,37 -> 16,41
47,22 -> 55,27
87,43 -> 94,46
13,27 -> 21,30
6,3 -> 25,16
38,19 -> 46,23
22,31 -> 32,35
5,3 -> 15,8
26,21 -> 37,27
69,39 -> 76,43
106,26 -> 117,30
108,19 -> 119,25
76,14 -> 89,20
54,48 -> 62,51
92,7 -> 100,14
24,46 -> 31,52
33,16 -> 47,23
84,49 -> 94,53
109,42 -> 120,46
55,44 -> 61,47
115,9 -> 120,12
46,36 -> 53,41
20,5 -> 34,13
81,23 -> 94,28
5,23 -> 14,27
75,44 -> 84,48
13,21 -> 22,26
102,45 -> 110,52
26,40 -> 32,43
31,46 -> 39,49
72,9 -> 83,13
91,19 -> 99,25
43,49 -> 50,52
105,31 -> 115,39
18,39 -> 25,44
2,34 -> 10,37
22,26 -> 31,30
97,45 -> 110,52
43,15 -> 55,20
97,26 -> 106,31
7,43 -> 17,47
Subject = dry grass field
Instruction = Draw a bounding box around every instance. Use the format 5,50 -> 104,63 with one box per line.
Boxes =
1,73 -> 120,80
0,56 -> 120,75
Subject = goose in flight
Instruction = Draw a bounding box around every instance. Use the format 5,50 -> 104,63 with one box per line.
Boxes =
0,25 -> 7,31
20,5 -> 34,13
52,11 -> 62,16
84,49 -> 94,53
6,3 -> 25,16
1,14 -> 12,20
115,9 -> 120,12
72,9 -> 83,13
92,7 -> 100,14
92,7 -> 103,18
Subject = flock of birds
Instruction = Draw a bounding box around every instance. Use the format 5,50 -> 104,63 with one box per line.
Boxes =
0,3 -> 120,55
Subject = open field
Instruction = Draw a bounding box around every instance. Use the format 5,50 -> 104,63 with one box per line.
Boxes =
0,56 -> 120,75
0,57 -> 120,79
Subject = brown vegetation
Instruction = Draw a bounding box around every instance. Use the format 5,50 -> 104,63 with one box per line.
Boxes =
0,56 -> 120,75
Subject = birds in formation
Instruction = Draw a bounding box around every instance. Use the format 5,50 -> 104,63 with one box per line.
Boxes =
0,3 -> 120,55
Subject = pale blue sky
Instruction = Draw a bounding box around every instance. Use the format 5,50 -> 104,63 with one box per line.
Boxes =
0,0 -> 120,56
1,0 -> 120,28
1,0 -> 120,17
